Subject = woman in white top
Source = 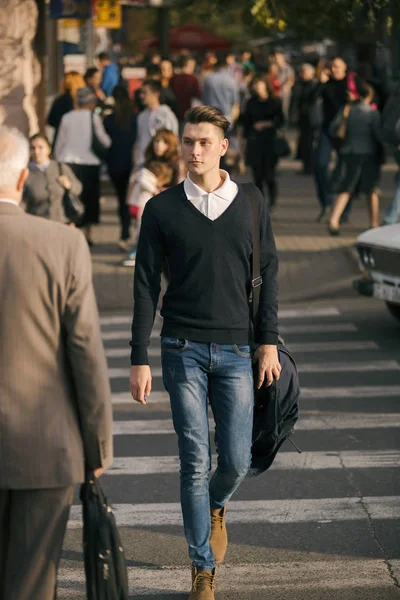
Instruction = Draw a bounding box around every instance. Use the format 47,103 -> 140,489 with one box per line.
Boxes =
54,86 -> 111,246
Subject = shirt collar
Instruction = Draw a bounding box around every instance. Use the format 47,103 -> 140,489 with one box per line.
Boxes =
0,198 -> 19,206
184,170 -> 236,201
29,160 -> 50,173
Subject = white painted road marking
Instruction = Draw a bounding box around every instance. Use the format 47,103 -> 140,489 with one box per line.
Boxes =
111,413 -> 400,435
111,386 -> 400,408
57,560 -> 395,595
101,322 -> 358,341
105,451 -> 400,475
104,340 -> 379,358
100,307 -> 341,326
68,496 -> 400,528
298,361 -> 400,373
301,386 -> 400,398
108,361 -> 400,379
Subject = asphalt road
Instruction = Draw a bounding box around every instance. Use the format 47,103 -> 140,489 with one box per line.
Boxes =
59,294 -> 400,599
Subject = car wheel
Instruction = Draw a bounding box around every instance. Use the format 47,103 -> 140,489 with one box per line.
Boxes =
386,301 -> 400,323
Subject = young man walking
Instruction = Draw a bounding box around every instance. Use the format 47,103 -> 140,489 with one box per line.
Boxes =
129,106 -> 280,599
134,78 -> 179,168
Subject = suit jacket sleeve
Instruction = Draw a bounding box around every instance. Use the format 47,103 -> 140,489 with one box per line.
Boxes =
63,230 -> 113,470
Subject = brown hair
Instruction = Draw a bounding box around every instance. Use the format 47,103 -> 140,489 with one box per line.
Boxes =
250,74 -> 273,97
184,105 -> 230,136
144,129 -> 180,165
147,161 -> 174,187
113,85 -> 134,131
62,71 -> 86,103
29,133 -> 51,147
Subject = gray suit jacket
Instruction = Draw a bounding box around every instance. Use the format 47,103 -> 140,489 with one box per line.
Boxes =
0,202 -> 113,489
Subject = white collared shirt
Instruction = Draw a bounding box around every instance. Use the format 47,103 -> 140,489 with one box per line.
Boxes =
0,198 -> 19,206
183,170 -> 238,221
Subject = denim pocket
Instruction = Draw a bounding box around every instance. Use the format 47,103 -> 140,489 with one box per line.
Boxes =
161,337 -> 189,353
232,344 -> 252,358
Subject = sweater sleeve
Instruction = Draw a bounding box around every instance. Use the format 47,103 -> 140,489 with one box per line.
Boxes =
130,202 -> 166,365
257,190 -> 279,345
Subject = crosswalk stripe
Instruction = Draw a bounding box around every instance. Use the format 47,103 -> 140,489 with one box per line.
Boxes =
111,412 -> 400,435
57,560 -> 395,594
106,451 -> 400,475
108,361 -> 400,380
67,496 -> 400,528
104,340 -> 379,358
111,385 -> 400,408
101,322 -> 358,341
297,361 -> 400,373
99,307 -> 341,326
301,386 -> 400,398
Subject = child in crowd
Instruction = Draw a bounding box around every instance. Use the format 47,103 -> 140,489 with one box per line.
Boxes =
122,161 -> 173,266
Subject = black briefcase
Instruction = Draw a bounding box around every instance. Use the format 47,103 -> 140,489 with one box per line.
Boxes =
80,472 -> 129,600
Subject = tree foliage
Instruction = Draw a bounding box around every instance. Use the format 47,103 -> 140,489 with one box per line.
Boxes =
170,0 -> 265,47
251,0 -> 399,41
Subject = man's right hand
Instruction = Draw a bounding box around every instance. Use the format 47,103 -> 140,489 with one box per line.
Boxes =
130,365 -> 152,405
320,69 -> 330,84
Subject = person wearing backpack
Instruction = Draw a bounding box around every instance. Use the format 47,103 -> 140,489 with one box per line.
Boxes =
129,105 -> 280,600
381,84 -> 400,225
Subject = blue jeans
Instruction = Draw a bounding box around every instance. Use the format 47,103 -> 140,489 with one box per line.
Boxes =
383,170 -> 400,225
161,338 -> 254,571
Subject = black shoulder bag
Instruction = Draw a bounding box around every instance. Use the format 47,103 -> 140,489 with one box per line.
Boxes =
245,183 -> 301,477
58,163 -> 84,224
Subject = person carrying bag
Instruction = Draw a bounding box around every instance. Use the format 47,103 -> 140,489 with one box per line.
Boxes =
245,182 -> 301,476
58,162 -> 85,224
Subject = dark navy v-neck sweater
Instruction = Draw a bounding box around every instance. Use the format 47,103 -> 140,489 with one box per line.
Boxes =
130,182 -> 279,365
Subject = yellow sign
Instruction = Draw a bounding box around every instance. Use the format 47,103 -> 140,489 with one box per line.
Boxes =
94,0 -> 122,29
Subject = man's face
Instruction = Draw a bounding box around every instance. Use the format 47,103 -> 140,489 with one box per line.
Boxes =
186,59 -> 196,73
88,71 -> 101,90
161,60 -> 173,79
301,67 -> 314,82
140,84 -> 158,107
182,122 -> 228,177
331,59 -> 347,80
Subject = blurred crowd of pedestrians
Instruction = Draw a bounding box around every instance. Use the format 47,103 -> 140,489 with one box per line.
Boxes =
22,45 -> 400,257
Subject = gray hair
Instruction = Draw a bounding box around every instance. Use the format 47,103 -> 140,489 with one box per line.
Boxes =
0,126 -> 29,188
76,86 -> 96,108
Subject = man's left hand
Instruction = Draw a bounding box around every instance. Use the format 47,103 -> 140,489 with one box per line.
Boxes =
253,344 -> 281,388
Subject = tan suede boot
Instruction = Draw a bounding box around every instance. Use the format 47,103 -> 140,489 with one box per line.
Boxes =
189,568 -> 216,599
209,506 -> 228,564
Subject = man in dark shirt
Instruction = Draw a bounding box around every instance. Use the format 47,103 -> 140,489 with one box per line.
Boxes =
313,57 -> 348,220
129,106 -> 280,599
171,56 -> 202,134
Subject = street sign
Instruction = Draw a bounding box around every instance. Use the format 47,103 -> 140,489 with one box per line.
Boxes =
93,0 -> 122,29
50,0 -> 92,19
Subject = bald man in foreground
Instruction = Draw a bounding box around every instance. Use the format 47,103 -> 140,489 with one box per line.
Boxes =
0,126 -> 113,600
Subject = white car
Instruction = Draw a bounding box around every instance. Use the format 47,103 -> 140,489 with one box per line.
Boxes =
354,224 -> 400,323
